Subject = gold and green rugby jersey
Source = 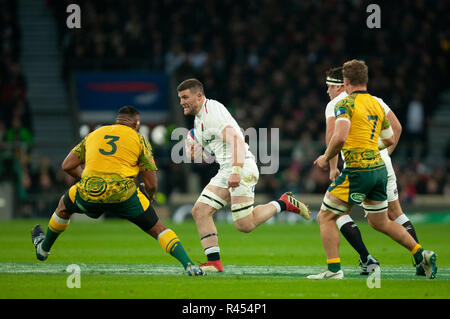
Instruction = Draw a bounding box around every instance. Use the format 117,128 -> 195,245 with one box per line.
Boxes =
334,91 -> 391,169
71,124 -> 157,203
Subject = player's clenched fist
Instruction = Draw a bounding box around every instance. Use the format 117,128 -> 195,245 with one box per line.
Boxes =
314,155 -> 329,170
228,173 -> 241,190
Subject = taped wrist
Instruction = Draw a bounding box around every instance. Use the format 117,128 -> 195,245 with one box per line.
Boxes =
378,136 -> 387,150
232,166 -> 242,175
380,126 -> 393,139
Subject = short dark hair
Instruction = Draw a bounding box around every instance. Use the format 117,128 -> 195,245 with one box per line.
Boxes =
118,105 -> 140,116
177,78 -> 204,94
342,59 -> 368,85
326,67 -> 343,85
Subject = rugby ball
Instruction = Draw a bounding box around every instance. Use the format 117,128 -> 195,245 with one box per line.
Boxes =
185,128 -> 214,163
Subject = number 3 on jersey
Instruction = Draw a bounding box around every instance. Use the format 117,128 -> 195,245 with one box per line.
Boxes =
99,135 -> 120,155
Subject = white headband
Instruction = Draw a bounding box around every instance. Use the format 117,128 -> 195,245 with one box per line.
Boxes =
326,76 -> 344,85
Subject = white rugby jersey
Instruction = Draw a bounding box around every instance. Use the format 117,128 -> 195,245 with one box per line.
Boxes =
194,98 -> 255,167
325,91 -> 395,176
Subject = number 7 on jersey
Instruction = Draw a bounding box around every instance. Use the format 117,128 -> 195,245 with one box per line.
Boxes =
367,115 -> 378,139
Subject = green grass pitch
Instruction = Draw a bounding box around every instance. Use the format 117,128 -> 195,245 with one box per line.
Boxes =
0,218 -> 449,299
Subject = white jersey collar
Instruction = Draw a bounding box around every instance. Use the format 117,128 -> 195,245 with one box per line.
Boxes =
196,97 -> 209,118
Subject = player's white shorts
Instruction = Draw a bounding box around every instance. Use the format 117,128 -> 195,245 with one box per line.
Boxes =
386,173 -> 398,202
196,157 -> 259,211
210,157 -> 259,198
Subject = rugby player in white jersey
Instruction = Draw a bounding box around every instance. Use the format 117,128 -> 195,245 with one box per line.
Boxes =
177,78 -> 310,272
323,67 -> 425,276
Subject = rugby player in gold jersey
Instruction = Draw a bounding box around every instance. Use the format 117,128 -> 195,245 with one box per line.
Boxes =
31,106 -> 204,276
309,60 -> 437,280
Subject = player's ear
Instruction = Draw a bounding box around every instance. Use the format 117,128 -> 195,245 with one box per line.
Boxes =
134,116 -> 141,131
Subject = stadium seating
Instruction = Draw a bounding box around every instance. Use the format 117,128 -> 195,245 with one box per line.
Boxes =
1,0 -> 448,217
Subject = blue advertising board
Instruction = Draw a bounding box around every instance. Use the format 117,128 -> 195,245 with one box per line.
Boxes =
75,72 -> 169,123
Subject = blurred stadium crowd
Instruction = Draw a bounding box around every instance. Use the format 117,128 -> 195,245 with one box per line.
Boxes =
1,0 -> 449,216
1,0 -> 35,206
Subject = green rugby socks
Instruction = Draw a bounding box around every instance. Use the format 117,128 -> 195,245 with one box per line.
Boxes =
41,213 -> 70,252
158,229 -> 193,269
412,244 -> 424,265
327,257 -> 341,273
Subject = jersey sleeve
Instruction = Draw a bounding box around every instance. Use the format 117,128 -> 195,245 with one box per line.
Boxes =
215,108 -> 229,135
325,101 -> 335,119
334,98 -> 353,120
374,96 -> 391,115
381,116 -> 391,130
203,103 -> 229,140
71,137 -> 87,163
138,134 -> 158,171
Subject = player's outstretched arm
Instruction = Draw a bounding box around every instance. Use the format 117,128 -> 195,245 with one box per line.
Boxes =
61,151 -> 83,179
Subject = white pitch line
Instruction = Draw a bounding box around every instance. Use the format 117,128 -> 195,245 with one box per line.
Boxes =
0,263 -> 448,280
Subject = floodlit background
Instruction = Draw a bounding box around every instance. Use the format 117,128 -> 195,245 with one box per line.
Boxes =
0,0 -> 449,222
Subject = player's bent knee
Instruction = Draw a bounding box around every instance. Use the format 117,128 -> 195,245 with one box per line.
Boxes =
234,224 -> 253,233
148,220 -> 166,239
128,205 -> 159,232
191,202 -> 215,220
317,211 -> 327,225
57,195 -> 72,218
317,210 -> 338,225
62,187 -> 84,216
233,218 -> 254,233
387,200 -> 403,221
